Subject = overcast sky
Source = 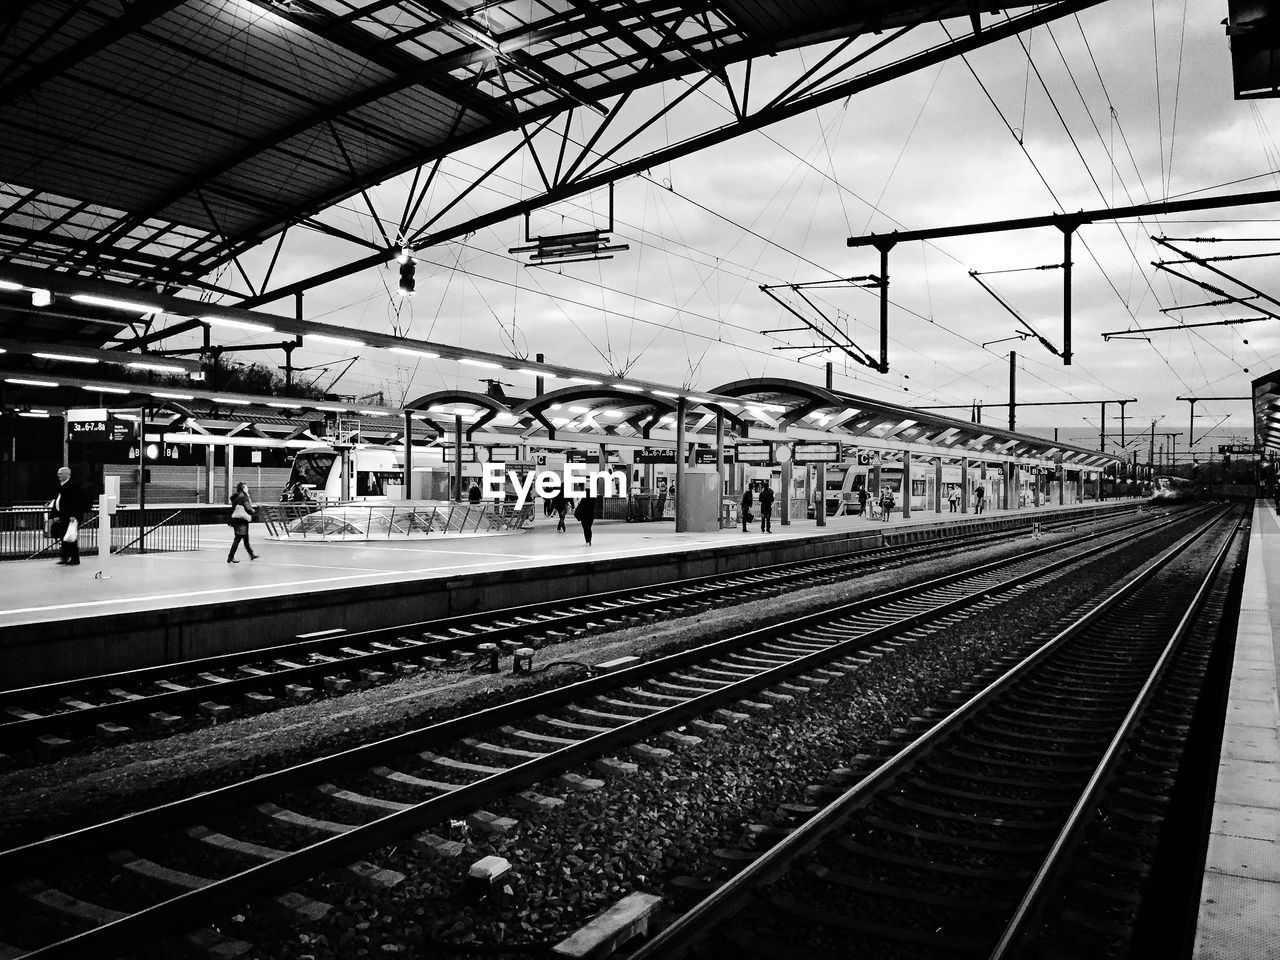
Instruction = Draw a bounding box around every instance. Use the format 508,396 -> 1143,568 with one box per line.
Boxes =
211,0 -> 1279,456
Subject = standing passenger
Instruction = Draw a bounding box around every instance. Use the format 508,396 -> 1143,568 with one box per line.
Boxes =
575,491 -> 596,545
759,480 -> 774,533
740,484 -> 754,533
552,487 -> 569,532
948,486 -> 959,513
975,483 -> 986,514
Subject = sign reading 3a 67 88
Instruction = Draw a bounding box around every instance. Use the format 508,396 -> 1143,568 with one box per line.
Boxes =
67,408 -> 131,442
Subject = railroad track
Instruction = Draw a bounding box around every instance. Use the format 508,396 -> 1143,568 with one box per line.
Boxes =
630,506 -> 1241,960
0,504 -> 1206,959
0,504 -> 1146,751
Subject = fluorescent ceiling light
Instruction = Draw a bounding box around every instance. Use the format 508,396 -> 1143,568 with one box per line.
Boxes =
33,352 -> 98,364
686,396 -> 712,404
213,397 -> 251,405
0,280 -> 22,291
6,377 -> 59,387
613,384 -> 643,392
652,390 -> 680,398
151,391 -> 194,400
72,293 -> 157,314
31,289 -> 51,307
516,368 -> 542,376
128,361 -> 187,374
568,377 -> 601,385
18,411 -> 49,418
360,409 -> 392,416
83,385 -> 130,394
716,400 -> 740,408
308,333 -> 364,347
266,401 -> 300,409
313,404 -> 348,411
460,358 -> 503,369
202,316 -> 275,333
390,347 -> 439,359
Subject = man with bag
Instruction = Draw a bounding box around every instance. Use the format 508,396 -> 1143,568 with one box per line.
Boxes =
49,466 -> 88,566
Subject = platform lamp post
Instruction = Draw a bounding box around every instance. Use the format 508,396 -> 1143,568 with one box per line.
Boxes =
934,457 -> 943,514
137,405 -> 147,553
715,408 -> 725,515
454,414 -> 463,502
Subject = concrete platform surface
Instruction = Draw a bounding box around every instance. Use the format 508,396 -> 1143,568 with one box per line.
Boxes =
1194,502 -> 1280,960
0,499 -> 1113,630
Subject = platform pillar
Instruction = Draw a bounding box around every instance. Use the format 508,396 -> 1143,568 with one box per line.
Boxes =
204,445 -> 215,504
934,457 -> 943,514
675,398 -> 687,533
1058,462 -> 1065,505
960,459 -> 970,513
902,451 -> 911,519
780,459 -> 792,526
1003,462 -> 1013,510
454,415 -> 463,502
403,411 -> 413,499
816,462 -> 827,527
980,461 -> 988,512
715,410 -> 725,503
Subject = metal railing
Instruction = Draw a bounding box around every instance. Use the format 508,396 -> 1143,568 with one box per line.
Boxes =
258,502 -> 535,541
1,506 -> 202,561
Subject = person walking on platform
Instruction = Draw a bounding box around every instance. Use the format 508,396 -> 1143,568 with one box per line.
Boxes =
975,483 -> 986,514
858,487 -> 870,518
740,484 -> 754,533
50,466 -> 88,566
759,480 -> 774,533
227,481 -> 259,563
948,486 -> 959,513
551,486 -> 569,532
574,491 -> 596,545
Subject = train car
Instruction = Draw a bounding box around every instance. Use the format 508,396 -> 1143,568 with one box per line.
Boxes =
286,447 -> 407,501
813,461 -> 966,516
1150,475 -> 1195,505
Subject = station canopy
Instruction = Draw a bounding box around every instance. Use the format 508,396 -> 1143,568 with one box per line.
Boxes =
1253,370 -> 1280,455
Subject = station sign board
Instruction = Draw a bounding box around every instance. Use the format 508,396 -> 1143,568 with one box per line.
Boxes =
635,446 -> 676,464
1219,444 -> 1261,455
443,445 -> 476,462
67,408 -> 132,442
736,443 -> 772,464
565,449 -> 594,463
488,444 -> 520,461
855,450 -> 881,465
694,449 -> 734,465
793,442 -> 841,464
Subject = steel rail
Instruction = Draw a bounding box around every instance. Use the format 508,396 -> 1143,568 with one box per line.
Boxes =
628,508 -> 1232,959
986,514 -> 1244,959
0,508 -> 1196,959
0,505 -> 1143,744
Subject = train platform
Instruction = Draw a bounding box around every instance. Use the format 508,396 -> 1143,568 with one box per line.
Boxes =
0,497 -> 1135,686
1194,501 -> 1280,960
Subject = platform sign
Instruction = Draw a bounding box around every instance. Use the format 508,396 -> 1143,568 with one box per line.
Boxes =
855,450 -> 881,465
635,447 -> 676,464
794,442 -> 841,464
443,445 -> 476,462
736,443 -> 772,464
695,449 -> 734,465
565,450 -> 593,463
486,444 -> 519,461
67,408 -> 132,442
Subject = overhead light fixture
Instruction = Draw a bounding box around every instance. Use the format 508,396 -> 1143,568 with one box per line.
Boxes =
202,316 -> 275,333
151,391 -> 195,400
652,390 -> 680,398
517,368 -> 542,376
398,256 -> 416,296
460,358 -> 502,369
390,347 -> 439,359
686,396 -> 712,403
33,352 -> 99,364
716,400 -> 740,408
31,289 -> 51,307
569,377 -> 602,385
18,411 -> 50,418
613,383 -> 644,391
307,333 -> 365,348
266,401 -> 301,409
360,409 -> 392,416
397,246 -> 412,264
313,404 -> 348,411
213,397 -> 251,405
5,377 -> 59,387
128,361 -> 187,374
71,293 -> 156,314
0,280 -> 22,292
83,385 -> 130,394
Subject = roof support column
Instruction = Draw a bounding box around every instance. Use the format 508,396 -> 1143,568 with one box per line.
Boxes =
1003,462 -> 1013,511
780,458 -> 792,527
715,409 -> 725,522
675,398 -> 687,533
454,415 -> 463,503
934,457 -> 943,514
902,451 -> 911,519
1058,460 -> 1065,505
816,462 -> 827,527
960,459 -> 970,514
403,411 -> 413,499
980,461 -> 987,513
138,406 -> 148,553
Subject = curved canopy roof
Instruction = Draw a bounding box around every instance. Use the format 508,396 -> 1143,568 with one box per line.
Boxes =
0,0 -> 1044,289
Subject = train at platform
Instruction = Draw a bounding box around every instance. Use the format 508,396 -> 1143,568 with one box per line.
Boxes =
1149,475 -> 1196,505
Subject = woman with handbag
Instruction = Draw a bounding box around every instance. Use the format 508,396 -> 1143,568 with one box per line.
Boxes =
50,466 -> 88,566
227,481 -> 259,563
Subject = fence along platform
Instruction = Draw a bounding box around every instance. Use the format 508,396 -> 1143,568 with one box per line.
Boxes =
1,506 -> 201,560
258,500 -> 534,541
